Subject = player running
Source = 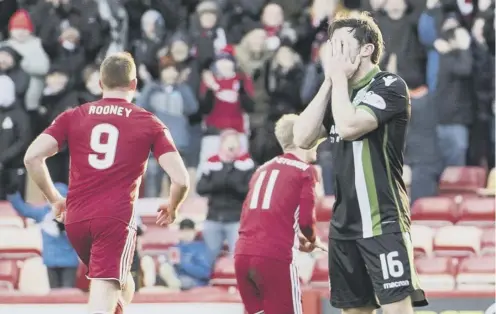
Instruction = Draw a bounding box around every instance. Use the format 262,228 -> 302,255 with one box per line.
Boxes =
23,52 -> 190,314
234,114 -> 323,314
293,13 -> 427,314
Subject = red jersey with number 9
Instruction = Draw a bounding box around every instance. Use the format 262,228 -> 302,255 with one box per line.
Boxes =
235,153 -> 318,263
43,98 -> 177,227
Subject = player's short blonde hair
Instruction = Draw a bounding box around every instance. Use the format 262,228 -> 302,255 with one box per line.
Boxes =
275,114 -> 298,151
99,52 -> 137,89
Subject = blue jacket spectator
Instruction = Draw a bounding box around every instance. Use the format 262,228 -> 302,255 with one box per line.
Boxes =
157,219 -> 213,290
7,182 -> 79,288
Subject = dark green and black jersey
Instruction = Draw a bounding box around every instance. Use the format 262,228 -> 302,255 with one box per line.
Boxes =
323,66 -> 411,240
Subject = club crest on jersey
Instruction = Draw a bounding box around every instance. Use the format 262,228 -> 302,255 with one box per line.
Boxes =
362,91 -> 386,110
383,76 -> 397,87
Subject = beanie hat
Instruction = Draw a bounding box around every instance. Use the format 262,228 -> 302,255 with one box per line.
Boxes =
215,45 -> 236,62
8,9 -> 34,33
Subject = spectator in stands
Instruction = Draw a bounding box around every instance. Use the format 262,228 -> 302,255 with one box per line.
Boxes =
375,0 -> 427,90
49,27 -> 86,86
469,0 -> 495,168
433,17 -> 473,167
221,0 -> 266,43
157,219 -> 213,290
300,39 -> 326,105
139,57 -> 199,197
3,9 -> 50,112
405,85 -> 442,205
265,43 -> 304,122
250,43 -> 304,164
39,67 -> 79,184
78,64 -> 102,104
0,46 -> 29,101
166,32 -> 201,93
260,3 -> 298,52
197,130 -> 255,258
191,1 -> 227,70
198,46 -> 254,167
0,75 -> 30,200
5,182 -> 79,289
234,27 -> 272,128
135,9 -> 166,85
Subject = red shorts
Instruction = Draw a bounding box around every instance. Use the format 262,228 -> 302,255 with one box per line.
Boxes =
65,218 -> 136,288
234,255 -> 303,314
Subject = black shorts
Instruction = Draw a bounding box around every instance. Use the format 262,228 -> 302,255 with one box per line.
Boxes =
329,232 -> 428,309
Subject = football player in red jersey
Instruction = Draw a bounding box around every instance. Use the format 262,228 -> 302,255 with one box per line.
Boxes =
23,52 -> 190,314
234,114 -> 324,314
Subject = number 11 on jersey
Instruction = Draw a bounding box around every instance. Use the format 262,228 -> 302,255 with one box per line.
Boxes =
249,170 -> 280,210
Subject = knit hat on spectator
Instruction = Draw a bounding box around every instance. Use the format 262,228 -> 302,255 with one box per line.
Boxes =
196,1 -> 218,15
8,9 -> 34,33
216,45 -> 236,62
179,219 -> 195,230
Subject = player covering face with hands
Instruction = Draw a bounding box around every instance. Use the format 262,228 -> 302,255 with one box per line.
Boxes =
24,52 -> 189,314
294,13 -> 427,314
234,114 -> 325,314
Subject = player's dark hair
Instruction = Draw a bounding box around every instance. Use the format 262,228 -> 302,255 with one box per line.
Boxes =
99,52 -> 136,89
328,12 -> 384,64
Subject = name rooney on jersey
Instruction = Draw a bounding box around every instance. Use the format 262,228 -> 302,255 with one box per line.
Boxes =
89,105 -> 133,117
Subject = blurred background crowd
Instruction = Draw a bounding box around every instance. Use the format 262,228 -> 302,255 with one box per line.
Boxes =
0,0 -> 494,292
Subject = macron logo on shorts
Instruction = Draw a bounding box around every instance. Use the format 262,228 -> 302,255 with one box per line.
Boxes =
383,280 -> 409,289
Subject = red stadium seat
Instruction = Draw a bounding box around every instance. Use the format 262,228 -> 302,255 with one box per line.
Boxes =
433,226 -> 482,257
415,257 -> 456,291
0,227 -> 42,259
0,260 -> 19,290
18,257 -> 50,294
315,196 -> 335,222
310,255 -> 329,288
141,227 -> 180,255
411,224 -> 434,257
456,256 -> 495,291
481,228 -> 495,256
210,257 -> 236,287
457,198 -> 495,227
411,197 -> 458,227
0,201 -> 24,228
439,166 -> 487,196
134,197 -> 166,226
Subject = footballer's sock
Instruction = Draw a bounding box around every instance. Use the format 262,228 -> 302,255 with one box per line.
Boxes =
114,300 -> 124,314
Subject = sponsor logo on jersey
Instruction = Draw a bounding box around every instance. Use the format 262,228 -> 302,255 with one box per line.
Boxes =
383,279 -> 409,289
362,91 -> 387,110
383,75 -> 397,87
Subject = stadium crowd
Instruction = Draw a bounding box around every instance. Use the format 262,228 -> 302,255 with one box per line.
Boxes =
0,0 -> 494,291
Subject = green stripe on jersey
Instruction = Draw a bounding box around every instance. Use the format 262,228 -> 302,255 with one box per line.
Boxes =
362,139 -> 382,236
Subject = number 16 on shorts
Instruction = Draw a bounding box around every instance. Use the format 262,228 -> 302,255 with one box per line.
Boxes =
379,251 -> 404,280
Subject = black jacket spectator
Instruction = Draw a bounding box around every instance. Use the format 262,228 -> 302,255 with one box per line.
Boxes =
264,44 -> 304,122
0,74 -> 31,199
433,26 -> 474,125
29,0 -> 109,62
0,46 -> 29,100
197,153 -> 254,222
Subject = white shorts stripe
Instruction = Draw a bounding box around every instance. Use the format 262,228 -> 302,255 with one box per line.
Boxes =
290,263 -> 303,314
119,227 -> 136,286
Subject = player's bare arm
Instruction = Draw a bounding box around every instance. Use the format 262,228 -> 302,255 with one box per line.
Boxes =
24,134 -> 64,204
293,80 -> 331,149
157,151 -> 190,224
328,39 -> 379,141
